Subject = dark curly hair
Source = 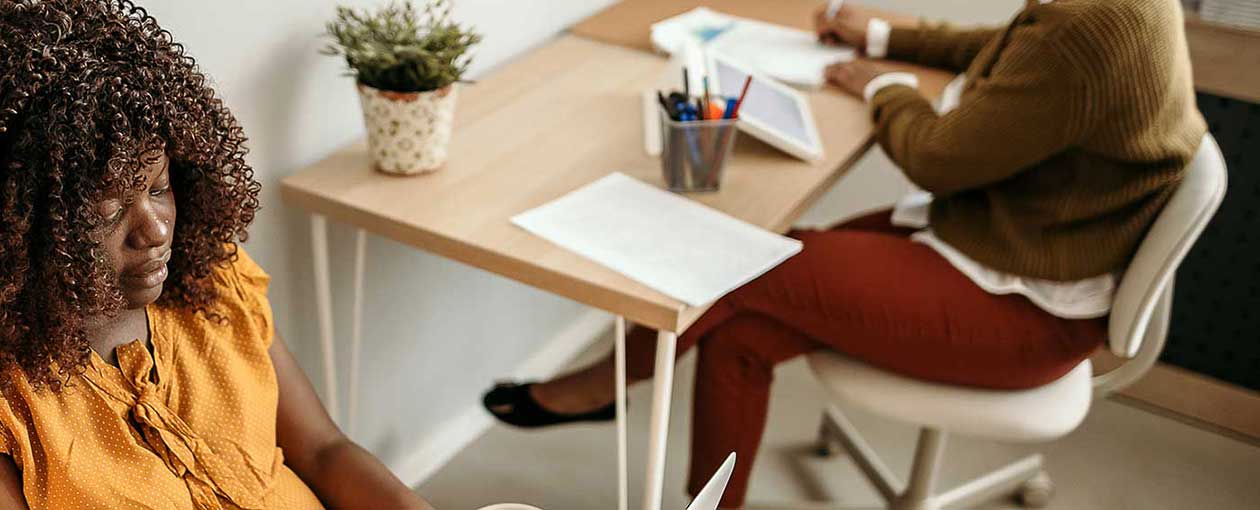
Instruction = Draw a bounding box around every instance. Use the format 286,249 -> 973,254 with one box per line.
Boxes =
0,0 -> 260,391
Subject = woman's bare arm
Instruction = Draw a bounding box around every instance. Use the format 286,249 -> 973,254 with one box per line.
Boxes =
0,455 -> 27,510
271,332 -> 433,510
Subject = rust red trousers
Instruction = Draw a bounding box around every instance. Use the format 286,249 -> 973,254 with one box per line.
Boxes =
623,210 -> 1106,508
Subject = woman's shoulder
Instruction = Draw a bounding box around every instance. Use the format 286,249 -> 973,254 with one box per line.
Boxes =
196,243 -> 272,318
209,243 -> 271,295
211,243 -> 273,334
1042,0 -> 1184,37
1021,0 -> 1189,79
157,243 -> 275,351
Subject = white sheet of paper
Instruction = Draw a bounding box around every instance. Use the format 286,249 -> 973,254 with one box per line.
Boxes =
511,173 -> 803,307
650,7 -> 855,89
710,22 -> 855,89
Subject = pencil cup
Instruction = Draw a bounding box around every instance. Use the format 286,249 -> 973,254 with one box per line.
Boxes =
659,112 -> 738,193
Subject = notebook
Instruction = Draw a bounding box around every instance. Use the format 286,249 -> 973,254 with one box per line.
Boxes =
650,7 -> 856,89
511,173 -> 802,307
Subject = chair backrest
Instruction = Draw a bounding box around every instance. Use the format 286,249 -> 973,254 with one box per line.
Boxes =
1095,134 -> 1228,394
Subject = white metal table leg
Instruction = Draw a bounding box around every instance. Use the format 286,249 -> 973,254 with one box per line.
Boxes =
347,228 -> 367,437
310,214 -> 340,421
641,330 -> 678,510
615,317 -> 629,510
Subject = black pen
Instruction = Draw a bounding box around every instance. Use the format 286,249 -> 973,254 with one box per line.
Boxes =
668,92 -> 688,120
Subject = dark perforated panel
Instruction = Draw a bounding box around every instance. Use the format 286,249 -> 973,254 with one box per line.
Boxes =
1162,93 -> 1260,390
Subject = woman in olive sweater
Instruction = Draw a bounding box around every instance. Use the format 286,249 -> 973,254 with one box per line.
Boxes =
485,1 -> 1206,508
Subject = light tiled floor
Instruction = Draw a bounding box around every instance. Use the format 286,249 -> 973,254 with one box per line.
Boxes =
421,341 -> 1260,510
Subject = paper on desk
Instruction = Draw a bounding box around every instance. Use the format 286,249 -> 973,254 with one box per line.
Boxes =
511,173 -> 803,307
650,7 -> 855,89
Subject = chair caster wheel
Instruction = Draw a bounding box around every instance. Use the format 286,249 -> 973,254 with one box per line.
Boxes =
1018,470 -> 1054,508
814,444 -> 834,457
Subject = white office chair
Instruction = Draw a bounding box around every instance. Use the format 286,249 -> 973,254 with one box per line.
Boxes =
788,134 -> 1228,510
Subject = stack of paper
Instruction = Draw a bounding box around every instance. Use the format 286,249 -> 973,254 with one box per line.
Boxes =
650,7 -> 856,89
511,173 -> 803,307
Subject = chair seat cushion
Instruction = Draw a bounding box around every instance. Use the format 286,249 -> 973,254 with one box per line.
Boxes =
807,352 -> 1093,442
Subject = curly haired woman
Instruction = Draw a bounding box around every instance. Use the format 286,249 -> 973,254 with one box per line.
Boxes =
0,1 -> 432,508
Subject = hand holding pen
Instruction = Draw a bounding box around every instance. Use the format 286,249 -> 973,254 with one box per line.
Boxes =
815,0 -> 870,50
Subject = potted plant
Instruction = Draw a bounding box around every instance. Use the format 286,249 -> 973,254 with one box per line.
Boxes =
323,0 -> 481,175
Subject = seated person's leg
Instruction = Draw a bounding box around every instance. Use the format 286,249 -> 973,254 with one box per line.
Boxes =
663,212 -> 1104,507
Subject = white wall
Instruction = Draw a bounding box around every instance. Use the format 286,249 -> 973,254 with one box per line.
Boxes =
140,0 -> 1023,486
141,0 -> 617,481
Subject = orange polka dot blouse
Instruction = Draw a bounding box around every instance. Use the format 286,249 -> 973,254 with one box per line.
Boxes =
0,248 -> 325,509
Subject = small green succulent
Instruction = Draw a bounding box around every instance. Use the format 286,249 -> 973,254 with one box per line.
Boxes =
322,0 -> 482,93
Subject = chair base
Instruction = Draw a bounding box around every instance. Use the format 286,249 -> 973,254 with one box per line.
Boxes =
750,406 -> 1052,510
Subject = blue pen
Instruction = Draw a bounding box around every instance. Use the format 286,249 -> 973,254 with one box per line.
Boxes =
722,98 -> 738,119
675,101 -> 689,118
678,109 -> 705,170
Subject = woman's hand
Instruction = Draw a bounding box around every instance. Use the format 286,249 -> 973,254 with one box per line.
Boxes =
825,59 -> 886,98
814,3 -> 920,52
813,4 -> 873,49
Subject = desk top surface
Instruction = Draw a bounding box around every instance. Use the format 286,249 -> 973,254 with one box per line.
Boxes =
282,3 -> 951,332
572,0 -> 825,53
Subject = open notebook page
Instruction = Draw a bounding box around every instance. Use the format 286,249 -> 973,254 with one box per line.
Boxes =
512,173 -> 802,307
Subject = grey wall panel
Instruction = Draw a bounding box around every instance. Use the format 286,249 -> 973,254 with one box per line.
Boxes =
1164,93 -> 1260,390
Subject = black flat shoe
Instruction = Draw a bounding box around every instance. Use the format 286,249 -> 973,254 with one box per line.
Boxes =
482,382 -> 616,428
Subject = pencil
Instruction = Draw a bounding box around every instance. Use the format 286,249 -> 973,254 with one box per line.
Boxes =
731,76 -> 753,118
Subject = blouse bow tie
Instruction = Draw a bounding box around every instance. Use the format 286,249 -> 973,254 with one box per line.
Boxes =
119,343 -> 270,510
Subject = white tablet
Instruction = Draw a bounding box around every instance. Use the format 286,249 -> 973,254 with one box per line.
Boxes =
706,51 -> 824,162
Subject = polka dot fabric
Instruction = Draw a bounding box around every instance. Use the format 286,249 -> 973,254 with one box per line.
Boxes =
0,247 -> 325,509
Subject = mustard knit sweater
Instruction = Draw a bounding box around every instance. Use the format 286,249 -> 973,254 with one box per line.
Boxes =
874,0 -> 1206,281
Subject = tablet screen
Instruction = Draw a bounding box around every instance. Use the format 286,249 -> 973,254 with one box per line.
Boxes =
714,59 -> 813,149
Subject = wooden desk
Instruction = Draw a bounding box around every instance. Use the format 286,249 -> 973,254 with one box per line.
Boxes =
282,35 -> 925,334
572,0 -> 954,96
572,0 -> 824,52
282,4 -> 951,510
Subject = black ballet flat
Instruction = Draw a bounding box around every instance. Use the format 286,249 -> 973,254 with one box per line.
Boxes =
482,382 -> 616,429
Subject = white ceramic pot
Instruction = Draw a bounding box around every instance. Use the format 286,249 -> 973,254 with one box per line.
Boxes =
356,83 -> 458,175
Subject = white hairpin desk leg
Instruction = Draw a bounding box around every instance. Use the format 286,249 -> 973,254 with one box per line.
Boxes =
311,214 -> 340,422
642,330 -> 678,510
347,228 -> 367,437
615,317 -> 629,510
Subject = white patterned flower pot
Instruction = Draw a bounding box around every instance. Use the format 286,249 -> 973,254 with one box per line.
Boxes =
357,83 -> 457,175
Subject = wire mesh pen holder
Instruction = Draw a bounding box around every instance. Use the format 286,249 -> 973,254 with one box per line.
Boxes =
659,111 -> 739,193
